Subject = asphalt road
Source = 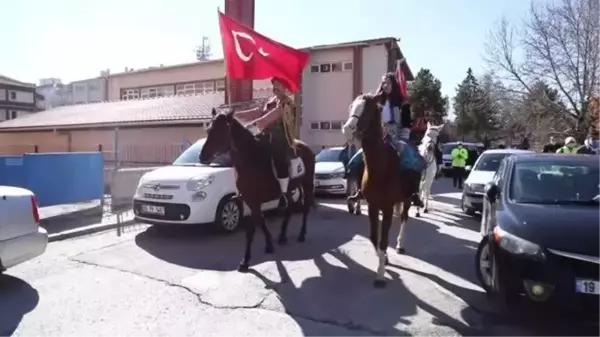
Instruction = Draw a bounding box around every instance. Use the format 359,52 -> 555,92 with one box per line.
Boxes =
1,179 -> 597,336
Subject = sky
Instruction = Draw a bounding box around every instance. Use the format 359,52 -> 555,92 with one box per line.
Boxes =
1,0 -> 547,104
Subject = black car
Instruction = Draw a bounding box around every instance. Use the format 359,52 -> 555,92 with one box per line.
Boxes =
475,154 -> 599,314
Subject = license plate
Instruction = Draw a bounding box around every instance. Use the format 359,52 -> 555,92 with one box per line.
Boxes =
575,279 -> 600,295
141,204 -> 165,215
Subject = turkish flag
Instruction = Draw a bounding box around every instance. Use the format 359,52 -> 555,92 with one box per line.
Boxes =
219,12 -> 309,93
396,59 -> 408,99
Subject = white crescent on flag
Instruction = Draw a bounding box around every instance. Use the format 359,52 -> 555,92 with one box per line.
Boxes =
232,30 -> 270,62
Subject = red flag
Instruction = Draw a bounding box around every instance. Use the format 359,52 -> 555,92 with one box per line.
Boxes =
218,12 -> 309,93
396,59 -> 408,99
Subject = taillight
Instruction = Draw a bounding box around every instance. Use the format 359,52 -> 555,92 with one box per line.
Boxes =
31,195 -> 40,224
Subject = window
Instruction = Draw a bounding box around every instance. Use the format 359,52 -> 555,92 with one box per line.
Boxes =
331,62 -> 343,72
10,111 -> 17,119
176,81 -> 216,95
121,89 -> 139,100
474,153 -> 512,172
141,85 -> 174,98
4,111 -> 8,120
319,64 -> 331,73
310,65 -> 320,73
331,121 -> 343,130
216,80 -> 226,92
315,148 -> 344,162
320,121 -> 331,130
343,61 -> 353,71
310,122 -> 319,130
9,91 -> 16,100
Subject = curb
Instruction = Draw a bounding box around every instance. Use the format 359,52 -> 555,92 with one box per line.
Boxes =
48,219 -> 135,242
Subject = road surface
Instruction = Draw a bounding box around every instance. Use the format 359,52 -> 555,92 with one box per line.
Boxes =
1,179 -> 597,336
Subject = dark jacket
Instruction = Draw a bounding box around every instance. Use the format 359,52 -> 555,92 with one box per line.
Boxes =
576,145 -> 597,154
542,143 -> 562,153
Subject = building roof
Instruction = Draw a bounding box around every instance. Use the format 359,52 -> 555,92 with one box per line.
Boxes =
107,37 -> 414,80
0,88 -> 273,132
0,75 -> 36,88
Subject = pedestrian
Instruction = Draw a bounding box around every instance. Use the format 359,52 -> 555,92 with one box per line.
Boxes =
556,137 -> 578,154
576,136 -> 599,154
542,136 -> 561,153
451,142 -> 469,189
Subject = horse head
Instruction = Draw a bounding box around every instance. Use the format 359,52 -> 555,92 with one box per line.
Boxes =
341,92 -> 384,146
420,122 -> 444,156
200,107 -> 247,164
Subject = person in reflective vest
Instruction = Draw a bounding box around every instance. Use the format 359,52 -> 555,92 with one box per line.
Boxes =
451,142 -> 469,189
556,137 -> 578,154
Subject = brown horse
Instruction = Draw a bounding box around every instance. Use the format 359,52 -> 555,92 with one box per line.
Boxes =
200,108 -> 316,272
341,93 -> 417,288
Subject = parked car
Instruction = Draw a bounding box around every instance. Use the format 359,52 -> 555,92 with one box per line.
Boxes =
475,154 -> 599,314
314,147 -> 347,195
0,186 -> 48,273
461,149 -> 533,215
441,142 -> 485,176
133,138 -> 299,233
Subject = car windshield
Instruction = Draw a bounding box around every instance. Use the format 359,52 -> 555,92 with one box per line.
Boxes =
316,148 -> 343,162
473,153 -> 510,171
510,161 -> 600,205
172,138 -> 232,167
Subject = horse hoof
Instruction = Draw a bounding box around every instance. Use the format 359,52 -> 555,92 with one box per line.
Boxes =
396,247 -> 406,254
297,235 -> 306,242
415,212 -> 421,217
423,209 -> 429,213
238,263 -> 250,273
277,237 -> 288,245
373,280 -> 387,288
265,246 -> 275,254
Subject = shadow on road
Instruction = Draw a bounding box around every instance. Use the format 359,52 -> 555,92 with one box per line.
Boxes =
0,274 -> 39,336
134,201 -> 357,272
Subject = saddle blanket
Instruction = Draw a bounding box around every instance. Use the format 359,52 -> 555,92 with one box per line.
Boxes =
346,142 -> 425,176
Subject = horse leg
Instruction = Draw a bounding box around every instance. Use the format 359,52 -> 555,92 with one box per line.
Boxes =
239,209 -> 259,272
277,205 -> 291,245
374,205 -> 393,288
367,204 -> 379,250
395,202 -> 408,254
253,206 -> 274,254
298,187 -> 310,242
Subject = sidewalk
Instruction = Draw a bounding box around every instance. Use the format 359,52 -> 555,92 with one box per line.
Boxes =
39,197 -> 135,242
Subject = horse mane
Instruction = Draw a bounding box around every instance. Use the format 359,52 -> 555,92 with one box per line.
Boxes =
361,94 -> 383,141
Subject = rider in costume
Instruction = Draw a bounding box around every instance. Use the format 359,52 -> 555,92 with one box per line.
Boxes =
234,77 -> 297,209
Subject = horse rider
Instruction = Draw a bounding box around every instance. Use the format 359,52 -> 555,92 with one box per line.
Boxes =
556,137 -> 578,154
233,77 -> 296,209
576,135 -> 600,154
451,142 -> 469,189
378,72 -> 425,207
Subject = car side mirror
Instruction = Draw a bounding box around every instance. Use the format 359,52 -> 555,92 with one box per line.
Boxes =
485,183 -> 499,203
465,165 -> 472,171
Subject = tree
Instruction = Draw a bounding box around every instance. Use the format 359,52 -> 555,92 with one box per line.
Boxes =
484,0 -> 600,141
453,68 -> 500,141
194,37 -> 212,61
407,68 -> 448,123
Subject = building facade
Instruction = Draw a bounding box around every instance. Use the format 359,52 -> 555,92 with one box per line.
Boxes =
0,75 -> 44,121
37,74 -> 109,108
106,37 -> 413,149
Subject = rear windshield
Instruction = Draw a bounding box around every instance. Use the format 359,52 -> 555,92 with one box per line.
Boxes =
473,153 -> 511,171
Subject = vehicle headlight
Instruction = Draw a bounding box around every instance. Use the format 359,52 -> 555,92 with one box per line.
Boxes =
331,171 -> 345,179
465,183 -> 485,193
186,175 -> 214,191
493,226 -> 545,260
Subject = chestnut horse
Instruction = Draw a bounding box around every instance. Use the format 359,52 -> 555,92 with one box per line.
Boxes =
341,92 -> 418,288
200,109 -> 316,272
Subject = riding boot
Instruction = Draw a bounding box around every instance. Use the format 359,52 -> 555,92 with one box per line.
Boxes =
277,178 -> 290,209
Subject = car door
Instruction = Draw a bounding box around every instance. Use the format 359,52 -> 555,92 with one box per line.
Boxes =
482,159 -> 507,235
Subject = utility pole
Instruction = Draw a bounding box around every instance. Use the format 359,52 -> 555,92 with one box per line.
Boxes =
195,36 -> 212,61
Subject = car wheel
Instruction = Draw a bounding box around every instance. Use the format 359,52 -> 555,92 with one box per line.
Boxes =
475,236 -> 494,293
214,196 -> 242,233
461,194 -> 476,216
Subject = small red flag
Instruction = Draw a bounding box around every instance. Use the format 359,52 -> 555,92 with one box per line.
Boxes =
218,12 -> 309,93
396,59 -> 408,99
